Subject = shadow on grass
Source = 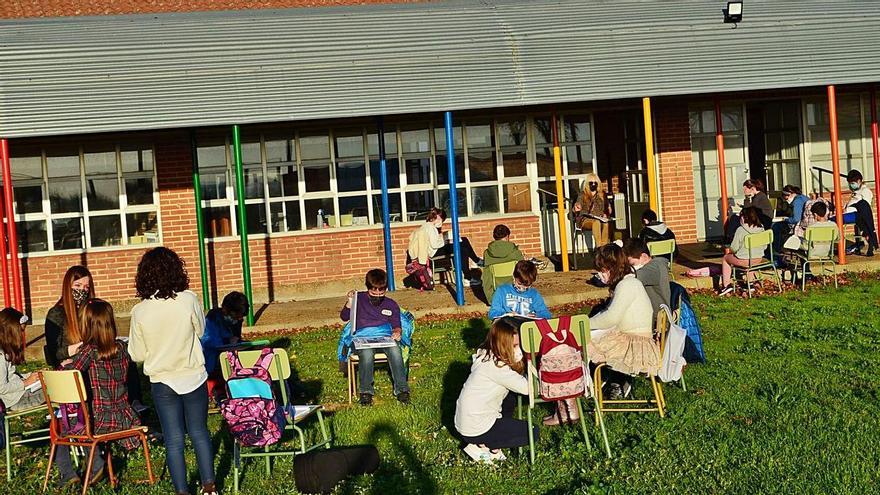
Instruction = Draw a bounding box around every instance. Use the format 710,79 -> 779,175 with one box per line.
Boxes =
440,360 -> 472,438
460,318 -> 489,350
338,422 -> 437,494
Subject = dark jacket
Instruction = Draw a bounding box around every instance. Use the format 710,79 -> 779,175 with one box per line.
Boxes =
744,191 -> 774,228
638,222 -> 676,260
44,305 -> 72,368
481,240 -> 524,301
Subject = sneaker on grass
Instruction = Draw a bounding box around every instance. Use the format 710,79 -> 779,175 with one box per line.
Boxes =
718,284 -> 735,296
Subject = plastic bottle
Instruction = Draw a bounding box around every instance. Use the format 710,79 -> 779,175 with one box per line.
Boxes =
317,208 -> 324,229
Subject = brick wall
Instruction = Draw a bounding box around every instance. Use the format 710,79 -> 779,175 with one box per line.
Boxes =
655,102 -> 698,243
1,0 -> 426,19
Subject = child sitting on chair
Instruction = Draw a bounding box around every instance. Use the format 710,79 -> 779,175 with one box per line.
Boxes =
454,318 -> 535,465
341,269 -> 410,407
0,308 -> 44,412
488,260 -> 552,321
201,291 -> 248,402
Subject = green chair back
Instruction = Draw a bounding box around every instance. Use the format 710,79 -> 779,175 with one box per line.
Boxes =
519,315 -> 590,353
647,239 -> 675,258
221,348 -> 291,405
805,225 -> 838,259
744,229 -> 773,251
488,260 -> 518,291
40,370 -> 87,406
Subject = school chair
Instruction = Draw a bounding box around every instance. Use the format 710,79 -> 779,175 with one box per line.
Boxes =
220,348 -> 331,494
730,230 -> 783,298
792,225 -> 838,291
3,400 -> 51,481
593,307 -> 670,418
647,239 -> 676,279
486,260 -> 517,297
39,370 -> 155,495
518,316 -> 612,464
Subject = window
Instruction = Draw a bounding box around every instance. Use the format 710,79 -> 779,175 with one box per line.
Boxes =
806,95 -> 872,192
8,143 -> 159,254
559,115 -> 595,205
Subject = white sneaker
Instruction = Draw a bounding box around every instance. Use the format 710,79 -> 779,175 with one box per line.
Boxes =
488,449 -> 507,462
463,444 -> 494,465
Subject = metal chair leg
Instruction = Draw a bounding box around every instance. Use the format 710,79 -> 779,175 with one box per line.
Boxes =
42,443 -> 57,492
526,404 -> 535,464
575,397 -> 591,451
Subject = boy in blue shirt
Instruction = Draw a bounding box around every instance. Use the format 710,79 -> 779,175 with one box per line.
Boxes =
488,260 -> 552,320
201,291 -> 248,402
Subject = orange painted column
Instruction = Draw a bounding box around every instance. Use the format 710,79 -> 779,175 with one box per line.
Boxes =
827,85 -> 846,264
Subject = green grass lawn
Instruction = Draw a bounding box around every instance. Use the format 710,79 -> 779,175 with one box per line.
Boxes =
6,277 -> 880,494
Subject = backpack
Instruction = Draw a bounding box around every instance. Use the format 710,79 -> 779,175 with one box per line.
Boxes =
658,305 -> 687,383
221,348 -> 285,447
533,317 -> 591,401
670,282 -> 706,364
403,259 -> 433,291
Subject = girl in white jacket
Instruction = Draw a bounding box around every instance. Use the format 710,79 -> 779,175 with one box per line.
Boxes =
454,319 -> 534,464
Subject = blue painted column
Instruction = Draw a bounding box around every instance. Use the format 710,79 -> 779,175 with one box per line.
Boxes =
444,111 -> 466,305
377,118 -> 396,290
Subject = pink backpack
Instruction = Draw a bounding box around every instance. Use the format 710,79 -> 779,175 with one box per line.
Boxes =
535,317 -> 590,401
221,348 -> 285,447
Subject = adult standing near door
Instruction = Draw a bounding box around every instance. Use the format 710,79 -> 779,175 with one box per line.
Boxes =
573,173 -> 612,247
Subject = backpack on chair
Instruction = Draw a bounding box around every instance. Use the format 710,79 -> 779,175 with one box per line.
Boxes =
221,348 -> 285,447
533,316 -> 592,401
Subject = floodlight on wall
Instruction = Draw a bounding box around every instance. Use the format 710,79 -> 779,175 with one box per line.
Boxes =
723,1 -> 743,24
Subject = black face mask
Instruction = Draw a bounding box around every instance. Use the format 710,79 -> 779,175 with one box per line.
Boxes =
368,295 -> 385,306
589,183 -> 598,192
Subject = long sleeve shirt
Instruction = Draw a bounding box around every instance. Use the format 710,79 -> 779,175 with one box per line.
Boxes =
589,275 -> 653,337
786,194 -> 808,226
407,222 -> 446,265
454,350 -> 529,437
488,284 -> 552,320
340,292 -> 402,333
0,352 -> 26,409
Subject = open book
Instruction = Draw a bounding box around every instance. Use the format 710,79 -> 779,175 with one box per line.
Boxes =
350,289 -> 396,350
584,214 -> 614,223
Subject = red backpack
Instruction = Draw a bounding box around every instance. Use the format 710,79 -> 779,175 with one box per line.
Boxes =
534,316 -> 591,401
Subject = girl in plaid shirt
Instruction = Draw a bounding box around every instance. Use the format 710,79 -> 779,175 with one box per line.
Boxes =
55,299 -> 141,488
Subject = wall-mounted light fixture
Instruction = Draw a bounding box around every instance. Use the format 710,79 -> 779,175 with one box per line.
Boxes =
723,1 -> 743,24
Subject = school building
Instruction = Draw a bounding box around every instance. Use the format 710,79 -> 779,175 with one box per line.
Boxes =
1,0 -> 879,316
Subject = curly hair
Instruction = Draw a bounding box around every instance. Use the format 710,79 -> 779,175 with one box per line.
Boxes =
135,247 -> 189,300
593,243 -> 632,291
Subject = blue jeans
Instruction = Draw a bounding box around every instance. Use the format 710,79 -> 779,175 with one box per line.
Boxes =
151,381 -> 215,492
356,344 -> 409,396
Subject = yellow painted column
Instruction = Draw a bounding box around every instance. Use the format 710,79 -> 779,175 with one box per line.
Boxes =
552,114 -> 569,272
642,97 -> 660,213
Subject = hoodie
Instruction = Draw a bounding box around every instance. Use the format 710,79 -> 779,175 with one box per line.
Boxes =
730,223 -> 766,259
481,240 -> 524,300
638,221 -> 676,260
488,284 -> 551,320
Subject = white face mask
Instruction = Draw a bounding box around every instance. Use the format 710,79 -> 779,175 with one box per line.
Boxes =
785,195 -> 795,205
596,271 -> 610,284
513,347 -> 524,362
632,263 -> 645,271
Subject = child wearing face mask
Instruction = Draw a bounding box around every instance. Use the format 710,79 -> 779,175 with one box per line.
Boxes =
622,238 -> 670,319
488,260 -> 552,321
45,266 -> 95,369
341,269 -> 410,407
454,318 -> 535,465
843,169 -> 878,257
772,184 -> 808,254
201,291 -> 248,402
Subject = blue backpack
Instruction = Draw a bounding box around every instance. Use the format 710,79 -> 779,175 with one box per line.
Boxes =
670,282 -> 706,364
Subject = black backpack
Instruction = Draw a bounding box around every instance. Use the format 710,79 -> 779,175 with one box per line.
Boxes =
293,446 -> 380,494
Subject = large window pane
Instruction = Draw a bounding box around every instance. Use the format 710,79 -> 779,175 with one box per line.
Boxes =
339,196 -> 369,226
303,162 -> 331,192
14,185 -> 43,214
436,153 -> 465,185
126,211 -> 159,244
240,141 -> 262,166
564,119 -> 591,142
467,150 -> 497,182
10,153 -> 42,182
565,145 -> 593,175
269,200 -> 301,233
231,167 -> 264,200
197,143 -> 227,168
498,121 -> 527,147
370,158 -> 400,189
471,186 -> 500,215
204,206 -> 233,238
300,133 -> 330,160
406,191 -> 435,221
401,126 -> 431,154
84,148 -> 117,175
46,149 -> 81,178
405,158 -> 431,185
438,189 -> 467,218
265,139 -> 295,165
367,130 -> 398,156
336,161 -> 366,192
85,177 -> 119,211
305,198 -> 334,229
434,125 -> 463,151
284,201 -> 302,232
200,170 -> 227,200
233,203 -> 268,235
501,150 -> 527,177
335,132 -> 364,159
52,218 -> 83,250
466,123 -> 494,148
536,145 -> 555,177
371,193 -> 403,223
125,178 -> 154,205
504,183 -> 532,213
49,180 -> 82,214
533,118 -> 553,145
89,215 -> 122,247
121,148 -> 154,173
17,220 -> 47,253
267,165 -> 298,197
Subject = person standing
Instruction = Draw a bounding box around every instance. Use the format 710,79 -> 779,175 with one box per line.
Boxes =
127,247 -> 216,495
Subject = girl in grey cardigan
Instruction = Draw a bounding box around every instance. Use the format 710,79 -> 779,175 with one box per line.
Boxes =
0,308 -> 43,411
719,207 -> 766,296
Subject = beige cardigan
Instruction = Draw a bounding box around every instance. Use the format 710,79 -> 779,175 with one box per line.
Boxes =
589,275 -> 654,338
407,222 -> 446,265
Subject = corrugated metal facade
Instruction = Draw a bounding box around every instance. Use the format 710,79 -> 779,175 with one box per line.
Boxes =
1,0 -> 879,138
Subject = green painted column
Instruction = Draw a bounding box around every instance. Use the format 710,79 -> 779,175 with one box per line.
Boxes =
190,131 -> 210,309
232,125 -> 255,325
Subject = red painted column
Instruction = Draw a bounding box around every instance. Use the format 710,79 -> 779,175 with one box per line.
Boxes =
870,87 -> 880,236
827,86 -> 846,265
0,161 -> 9,308
0,139 -> 23,309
